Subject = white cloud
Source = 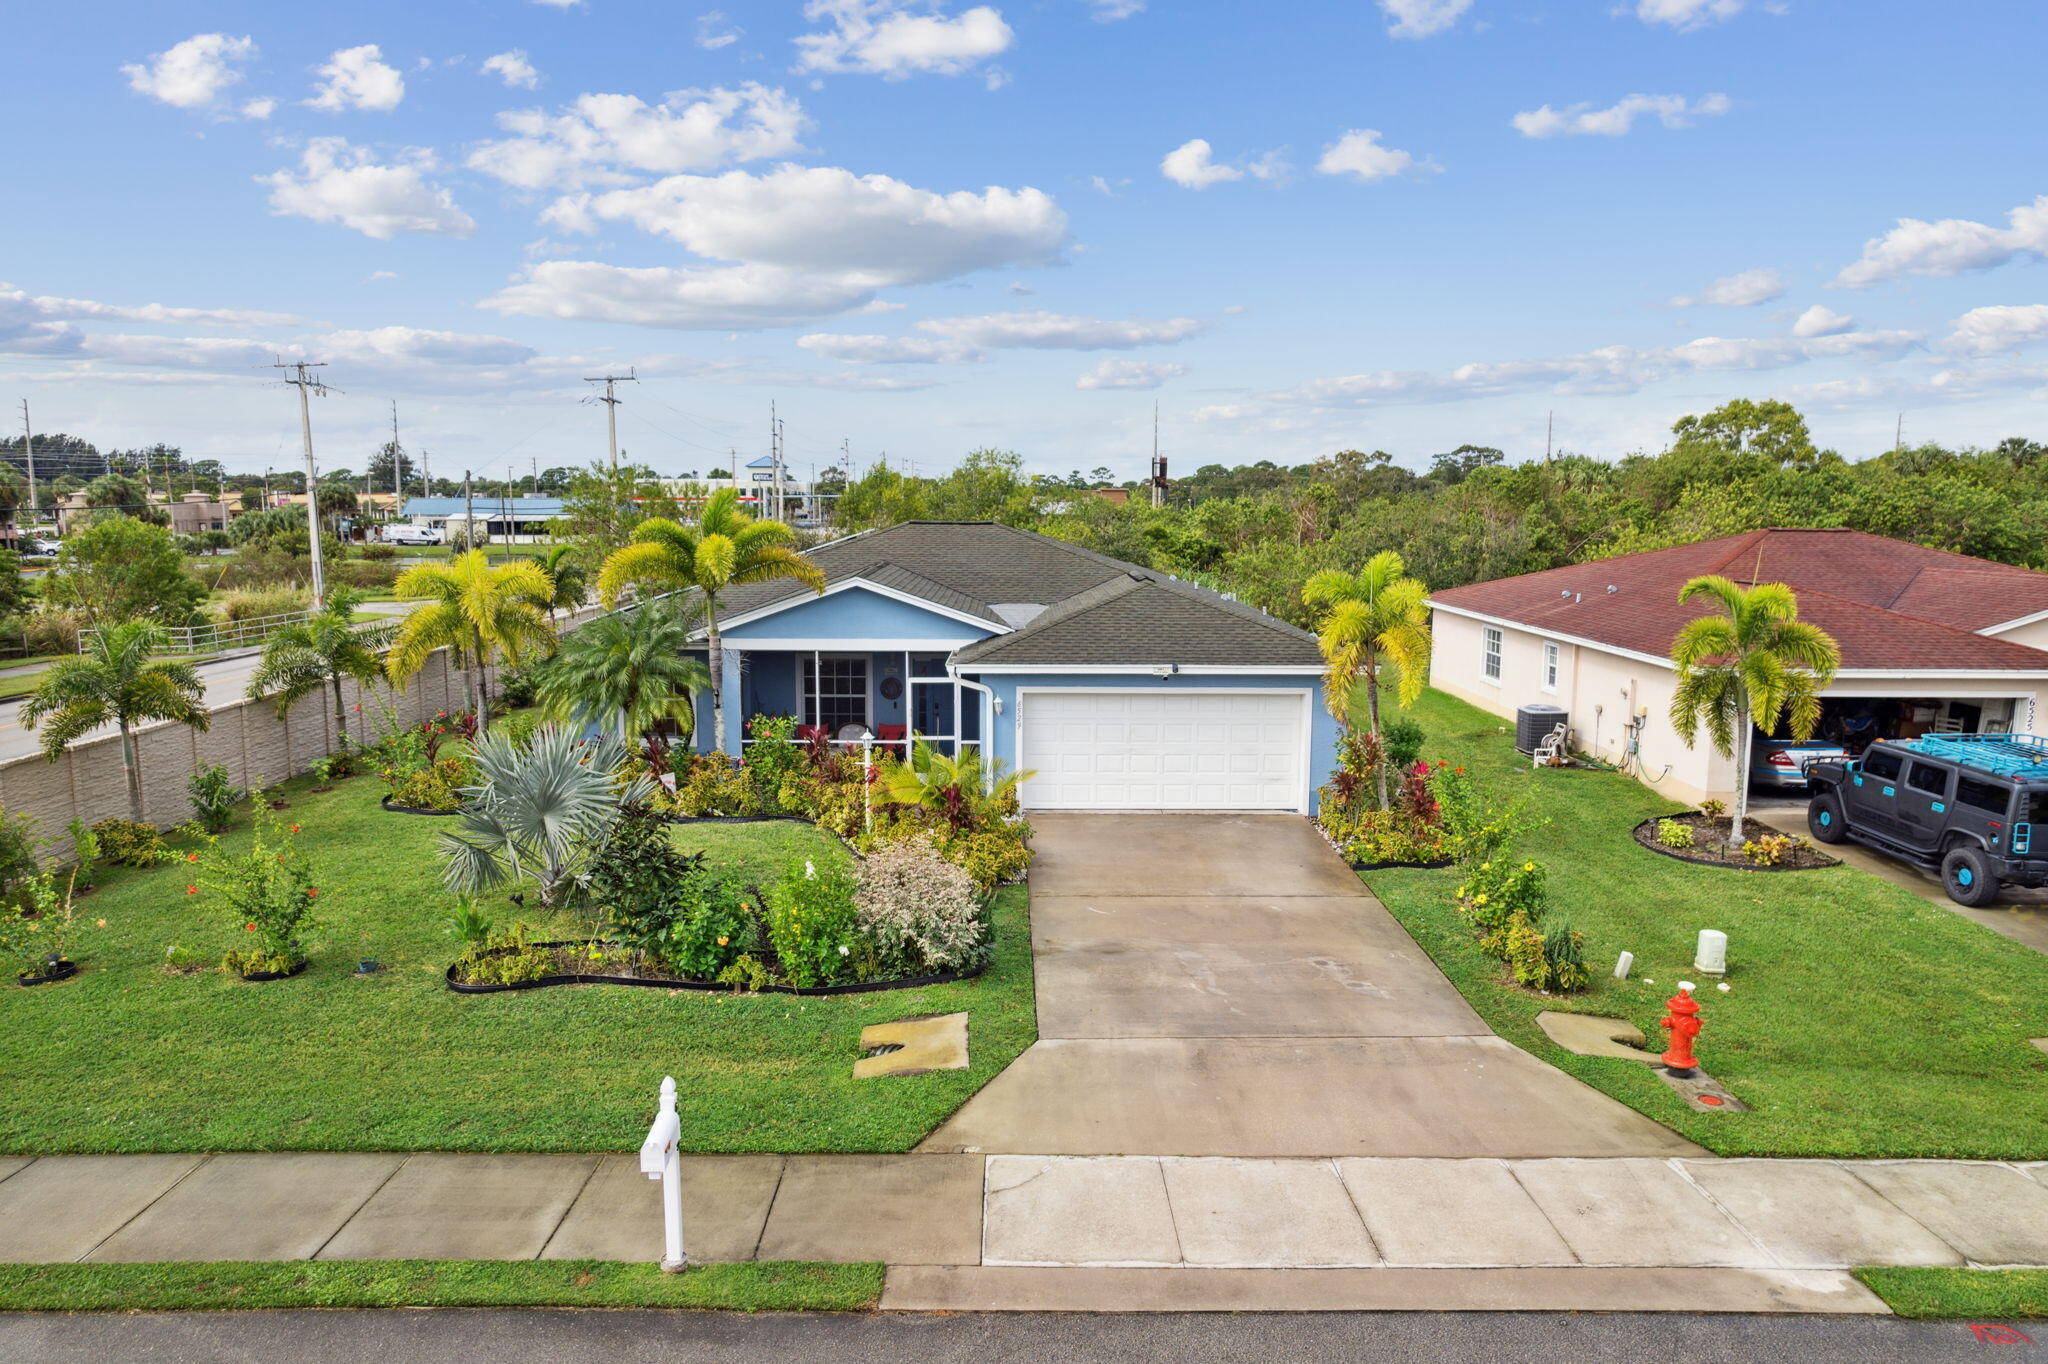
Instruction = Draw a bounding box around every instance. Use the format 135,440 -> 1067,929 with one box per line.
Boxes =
367,270 -> 399,281
467,85 -> 807,191
121,33 -> 258,112
1199,326 -> 1924,420
483,261 -> 880,329
795,1 -> 1014,80
307,44 -> 406,113
796,333 -> 980,363
1945,304 -> 2048,357
482,50 -> 541,90
1076,358 -> 1186,389
1792,304 -> 1854,338
1379,0 -> 1472,38
920,310 -> 1206,349
1834,196 -> 2048,288
1512,92 -> 1730,138
322,326 -> 537,365
532,0 -> 583,7
241,97 -> 278,119
1635,0 -> 1744,29
0,292 -> 84,356
261,139 -> 476,239
29,295 -> 301,327
1161,139 -> 1242,189
697,11 -> 742,48
1085,0 -> 1145,19
554,164 -> 1066,283
1670,267 -> 1785,307
1315,129 -> 1432,182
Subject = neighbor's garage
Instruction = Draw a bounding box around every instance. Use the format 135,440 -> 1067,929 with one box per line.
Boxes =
1017,689 -> 1309,812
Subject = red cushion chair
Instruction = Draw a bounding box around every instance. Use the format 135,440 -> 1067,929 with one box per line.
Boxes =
875,723 -> 908,757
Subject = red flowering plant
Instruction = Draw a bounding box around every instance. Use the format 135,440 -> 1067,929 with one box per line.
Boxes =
194,798 -> 321,978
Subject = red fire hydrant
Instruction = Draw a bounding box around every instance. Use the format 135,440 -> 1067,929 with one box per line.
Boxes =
1660,982 -> 1702,1077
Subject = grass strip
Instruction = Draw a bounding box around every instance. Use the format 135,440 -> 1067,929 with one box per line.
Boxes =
1853,1268 -> 2048,1320
0,1259 -> 882,1313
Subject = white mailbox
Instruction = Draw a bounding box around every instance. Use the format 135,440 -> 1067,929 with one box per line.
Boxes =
640,1076 -> 686,1271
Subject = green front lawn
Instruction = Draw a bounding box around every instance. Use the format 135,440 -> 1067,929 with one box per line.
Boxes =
1364,689 -> 2048,1159
0,1259 -> 882,1312
0,778 -> 1035,1154
1854,1268 -> 2048,1320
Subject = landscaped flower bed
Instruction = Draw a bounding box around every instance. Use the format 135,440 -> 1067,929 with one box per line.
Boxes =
445,935 -> 987,996
374,709 -> 480,815
634,717 -> 1032,891
1634,809 -> 1838,871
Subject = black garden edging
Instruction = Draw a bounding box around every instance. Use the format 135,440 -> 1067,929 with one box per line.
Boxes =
16,959 -> 79,987
1630,814 -> 1840,872
238,958 -> 310,982
381,795 -> 462,817
445,939 -> 985,996
1349,856 -> 1455,872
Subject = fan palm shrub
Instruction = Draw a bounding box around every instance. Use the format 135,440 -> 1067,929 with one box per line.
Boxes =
878,739 -> 1031,832
1302,551 -> 1432,809
21,620 -> 208,822
1669,575 -> 1841,845
437,722 -> 651,910
595,486 -> 824,755
536,599 -> 711,744
385,550 -> 554,729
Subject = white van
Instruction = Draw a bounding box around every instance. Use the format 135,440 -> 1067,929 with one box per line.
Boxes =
383,523 -> 443,546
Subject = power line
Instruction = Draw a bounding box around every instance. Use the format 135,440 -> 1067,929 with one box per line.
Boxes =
583,369 -> 638,474
272,359 -> 336,603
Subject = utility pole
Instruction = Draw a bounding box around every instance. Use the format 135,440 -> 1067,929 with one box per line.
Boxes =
18,401 -> 38,530
389,401 -> 404,518
531,456 -> 539,496
273,359 -> 334,603
1545,411 -> 1554,466
1895,412 -> 1905,454
769,402 -> 786,523
584,368 -> 638,474
1149,401 -> 1166,510
463,469 -> 474,556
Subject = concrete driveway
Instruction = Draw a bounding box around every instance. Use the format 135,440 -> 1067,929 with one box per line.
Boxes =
921,815 -> 1701,1159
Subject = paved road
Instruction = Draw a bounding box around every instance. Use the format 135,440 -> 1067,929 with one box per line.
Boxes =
0,1309 -> 2038,1363
920,813 -> 1699,1158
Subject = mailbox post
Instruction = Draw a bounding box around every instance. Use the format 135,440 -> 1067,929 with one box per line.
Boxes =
639,1075 -> 685,1271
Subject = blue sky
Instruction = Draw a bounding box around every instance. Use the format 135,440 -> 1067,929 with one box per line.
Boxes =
4,0 -> 2046,484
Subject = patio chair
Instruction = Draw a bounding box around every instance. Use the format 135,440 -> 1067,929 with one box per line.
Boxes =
875,723 -> 908,758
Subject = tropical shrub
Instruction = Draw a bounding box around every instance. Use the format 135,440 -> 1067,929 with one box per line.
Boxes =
217,586 -> 310,623
1383,717 -> 1426,770
187,763 -> 245,833
1655,818 -> 1696,850
91,819 -> 171,867
854,836 -> 989,976
23,609 -> 84,656
0,808 -> 40,908
764,858 -> 862,988
444,899 -> 495,946
359,542 -> 398,562
64,817 -> 100,883
197,805 -> 320,976
389,758 -> 470,813
438,724 -> 649,910
0,870 -> 98,979
1699,798 -> 1728,819
676,758 -> 763,817
451,923 -> 553,987
1742,833 -> 1802,866
744,715 -> 804,811
1502,910 -> 1550,989
1542,923 -> 1590,992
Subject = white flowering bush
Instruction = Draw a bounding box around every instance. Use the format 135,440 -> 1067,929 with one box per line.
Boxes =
854,836 -> 990,977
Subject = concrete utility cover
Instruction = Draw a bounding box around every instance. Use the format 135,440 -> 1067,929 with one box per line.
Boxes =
1535,1011 -> 1655,1061
856,1012 -> 970,1079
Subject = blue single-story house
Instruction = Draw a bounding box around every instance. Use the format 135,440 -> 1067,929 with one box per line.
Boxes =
681,521 -> 1337,813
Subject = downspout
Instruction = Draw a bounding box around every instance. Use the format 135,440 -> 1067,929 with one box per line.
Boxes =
950,668 -> 997,793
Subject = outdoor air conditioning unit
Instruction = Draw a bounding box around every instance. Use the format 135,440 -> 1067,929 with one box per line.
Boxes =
1516,703 -> 1569,756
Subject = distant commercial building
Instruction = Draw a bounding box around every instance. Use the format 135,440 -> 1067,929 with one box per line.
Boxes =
54,490 -> 229,536
396,496 -> 568,544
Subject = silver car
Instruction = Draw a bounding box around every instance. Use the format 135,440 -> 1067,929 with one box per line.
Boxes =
1750,737 -> 1849,790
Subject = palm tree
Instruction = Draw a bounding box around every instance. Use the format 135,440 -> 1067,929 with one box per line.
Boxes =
246,587 -> 394,747
438,723 -> 651,910
539,544 -> 588,622
1302,551 -> 1432,809
385,550 -> 554,730
22,620 -> 208,822
878,739 -> 1032,832
595,485 -> 825,754
1669,575 -> 1841,845
537,599 -> 711,744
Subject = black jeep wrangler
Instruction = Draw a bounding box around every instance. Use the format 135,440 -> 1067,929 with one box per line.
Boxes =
1805,734 -> 2048,907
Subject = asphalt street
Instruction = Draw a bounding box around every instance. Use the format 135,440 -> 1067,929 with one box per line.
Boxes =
0,1310 -> 2038,1364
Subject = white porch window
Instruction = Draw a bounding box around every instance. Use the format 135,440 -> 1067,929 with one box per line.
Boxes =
1542,641 -> 1559,692
1482,626 -> 1503,682
801,654 -> 870,733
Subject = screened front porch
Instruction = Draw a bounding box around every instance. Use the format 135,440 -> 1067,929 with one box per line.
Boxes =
734,648 -> 983,757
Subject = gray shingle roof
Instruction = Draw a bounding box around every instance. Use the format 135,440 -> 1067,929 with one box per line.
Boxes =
951,572 -> 1323,668
702,521 -> 1319,669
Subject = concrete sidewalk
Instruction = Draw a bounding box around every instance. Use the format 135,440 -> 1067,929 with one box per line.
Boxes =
4,1151 -> 2044,1312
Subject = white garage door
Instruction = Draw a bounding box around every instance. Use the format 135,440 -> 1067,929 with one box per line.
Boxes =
1019,689 -> 1307,812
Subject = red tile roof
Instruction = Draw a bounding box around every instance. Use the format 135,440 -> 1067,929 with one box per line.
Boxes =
1429,529 -> 2048,672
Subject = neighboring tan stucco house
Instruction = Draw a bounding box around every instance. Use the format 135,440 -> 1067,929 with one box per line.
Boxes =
1428,528 -> 2048,806
677,521 -> 1338,814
